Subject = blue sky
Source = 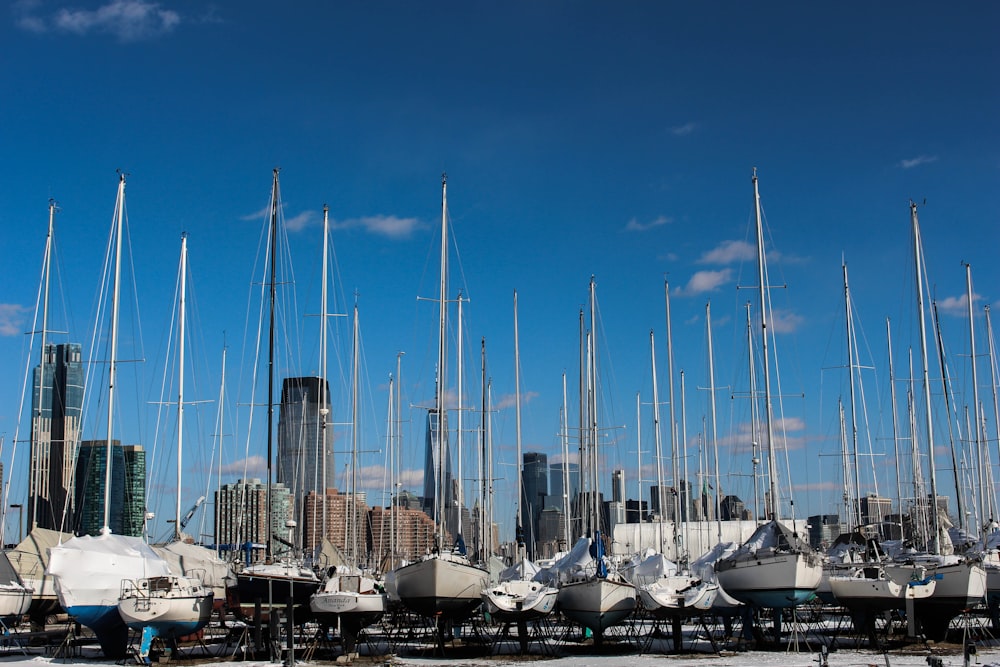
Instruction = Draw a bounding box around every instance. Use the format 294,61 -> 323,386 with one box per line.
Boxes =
1,1 -> 997,546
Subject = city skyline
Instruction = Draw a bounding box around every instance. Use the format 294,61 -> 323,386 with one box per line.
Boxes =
1,2 -> 997,545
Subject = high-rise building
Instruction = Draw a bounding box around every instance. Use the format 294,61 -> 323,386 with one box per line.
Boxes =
29,342 -> 84,532
214,477 -> 292,563
301,488 -> 369,558
422,409 -> 453,522
860,494 -> 893,526
73,440 -> 145,537
369,504 -> 437,564
549,461 -> 580,512
611,469 -> 625,503
522,452 -> 548,556
277,377 -> 334,514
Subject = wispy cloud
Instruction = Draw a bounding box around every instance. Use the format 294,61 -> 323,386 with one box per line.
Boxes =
284,211 -> 315,232
16,0 -> 181,41
769,308 -> 805,333
793,480 -> 840,493
697,240 -> 755,265
625,215 -> 671,232
671,122 -> 698,137
673,269 -> 733,297
935,292 -> 980,317
0,304 -> 29,336
333,215 -> 425,240
900,155 -> 938,169
493,390 -> 539,411
718,417 -> 808,453
221,455 -> 267,478
355,464 -> 421,492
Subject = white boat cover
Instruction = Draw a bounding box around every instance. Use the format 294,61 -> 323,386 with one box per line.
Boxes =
47,533 -> 171,609
690,541 -> 739,582
152,541 -> 236,591
499,557 -> 541,582
534,537 -> 593,586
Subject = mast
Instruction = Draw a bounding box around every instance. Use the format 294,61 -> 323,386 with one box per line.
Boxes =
561,373 -> 571,549
175,233 -> 188,540
843,262 -> 863,531
513,290 -> 524,561
349,303 -> 360,563
456,293 -> 464,542
103,173 -> 127,535
664,281 -> 681,552
30,199 -> 56,531
320,204 -> 330,545
435,173 -> 448,549
706,301 -> 722,541
886,319 -> 905,541
479,338 -> 488,561
265,168 -> 280,561
910,201 -> 941,552
986,306 -> 1000,527
966,264 -> 986,537
746,302 -> 762,521
752,168 -> 780,522
650,330 -> 666,550
680,369 -> 691,563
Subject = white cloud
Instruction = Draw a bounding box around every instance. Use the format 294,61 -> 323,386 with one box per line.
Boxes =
673,269 -> 733,297
493,390 -> 539,411
900,155 -> 938,169
624,215 -> 671,232
0,304 -> 29,336
221,455 -> 267,478
935,292 -> 979,318
717,417 -> 808,453
283,210 -> 315,232
333,215 -> 425,240
671,122 -> 698,136
768,308 -> 805,333
697,240 -> 755,265
18,0 -> 182,41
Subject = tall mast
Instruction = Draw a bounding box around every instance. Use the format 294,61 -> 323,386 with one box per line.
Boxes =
175,233 -> 188,540
264,168 -> 280,560
561,373 -> 571,549
706,301 -> 722,540
479,338 -> 487,561
456,293 -> 464,542
843,262 -> 863,531
650,330 -> 665,551
965,264 -> 985,537
910,201 -> 941,552
513,291 -> 524,560
349,303 -> 360,563
435,173 -> 448,548
664,281 -> 681,549
103,173 -> 126,535
320,204 -> 330,545
886,319 -> 905,540
986,306 -> 1000,527
752,168 -> 780,522
30,199 -> 57,531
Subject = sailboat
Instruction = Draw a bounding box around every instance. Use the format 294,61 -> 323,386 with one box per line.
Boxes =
310,294 -> 387,654
47,173 -> 173,660
904,202 -> 986,641
233,169 -> 321,624
554,277 -> 637,643
480,291 -> 558,624
393,174 -> 488,625
713,170 -> 822,612
117,234 -> 214,660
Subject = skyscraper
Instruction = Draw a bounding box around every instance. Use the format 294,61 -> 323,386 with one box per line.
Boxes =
29,342 -> 84,532
422,408 -> 452,521
73,440 -> 146,537
277,376 -> 334,517
548,461 -> 580,512
521,452 -> 548,556
214,477 -> 292,563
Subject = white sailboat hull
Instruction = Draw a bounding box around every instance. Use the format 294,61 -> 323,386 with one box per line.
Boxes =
913,559 -> 987,640
118,576 -> 213,637
637,577 -> 718,616
0,584 -> 32,622
557,577 -> 636,635
715,551 -> 821,608
481,578 -> 558,622
829,564 -> 936,609
394,554 -> 487,621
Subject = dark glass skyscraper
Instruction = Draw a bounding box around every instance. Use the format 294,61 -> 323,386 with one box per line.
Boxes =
73,440 -> 146,537
548,461 -> 580,512
277,376 -> 334,517
422,409 -> 452,522
29,342 -> 84,532
521,452 -> 548,556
